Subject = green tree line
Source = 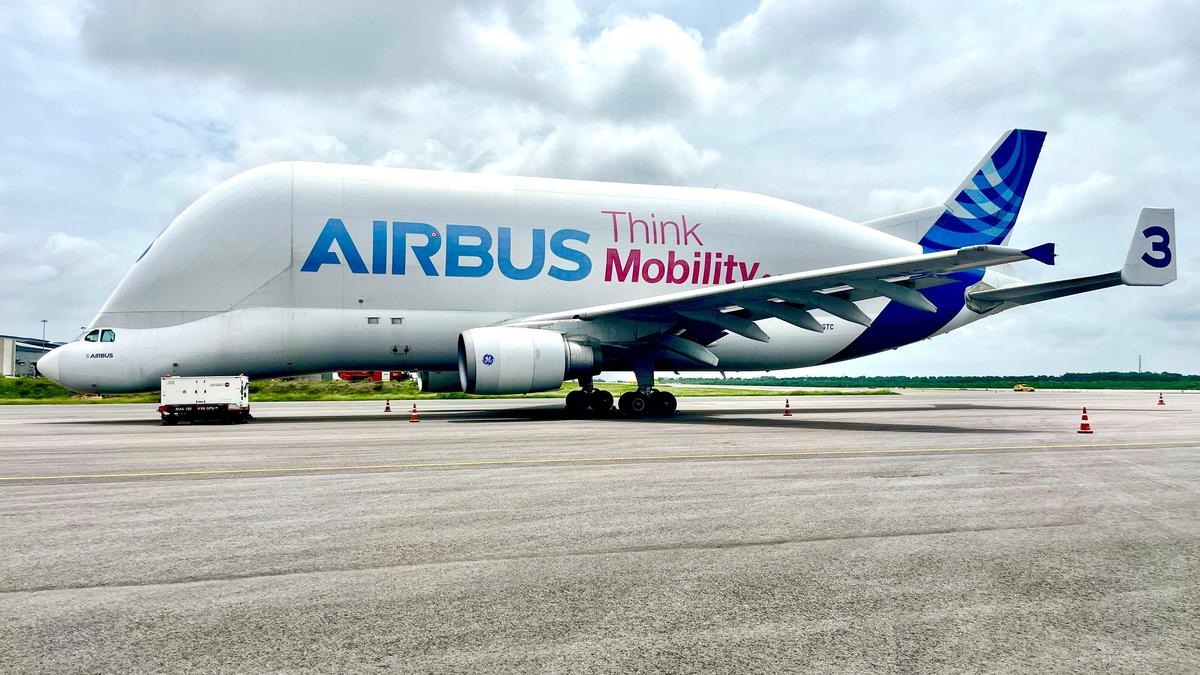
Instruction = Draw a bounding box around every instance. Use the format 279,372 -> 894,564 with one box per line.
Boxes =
664,372 -> 1200,390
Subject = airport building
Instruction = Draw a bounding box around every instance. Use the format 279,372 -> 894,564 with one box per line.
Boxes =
1,335 -> 59,378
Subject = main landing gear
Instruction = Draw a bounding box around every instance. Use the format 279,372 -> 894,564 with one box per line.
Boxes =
565,375 -> 613,415
617,389 -> 676,417
565,388 -> 613,414
563,362 -> 677,418
564,386 -> 676,417
617,359 -> 677,417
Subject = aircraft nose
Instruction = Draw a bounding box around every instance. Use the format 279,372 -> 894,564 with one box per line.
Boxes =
37,346 -> 63,384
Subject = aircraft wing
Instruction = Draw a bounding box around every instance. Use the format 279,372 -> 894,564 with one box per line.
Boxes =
509,242 -> 1055,366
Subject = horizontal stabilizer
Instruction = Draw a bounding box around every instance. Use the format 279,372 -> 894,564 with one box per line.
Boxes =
968,208 -> 1175,308
969,271 -> 1122,307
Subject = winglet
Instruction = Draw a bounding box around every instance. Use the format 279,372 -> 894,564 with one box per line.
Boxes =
1121,208 -> 1176,286
1021,242 -> 1056,265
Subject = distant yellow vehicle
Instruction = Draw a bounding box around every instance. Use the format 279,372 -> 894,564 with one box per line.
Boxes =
1013,383 -> 1036,392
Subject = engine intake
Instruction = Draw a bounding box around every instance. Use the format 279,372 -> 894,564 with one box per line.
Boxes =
458,327 -> 599,395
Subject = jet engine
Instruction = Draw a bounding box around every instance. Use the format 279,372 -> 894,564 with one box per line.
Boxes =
458,327 -> 599,395
417,370 -> 463,393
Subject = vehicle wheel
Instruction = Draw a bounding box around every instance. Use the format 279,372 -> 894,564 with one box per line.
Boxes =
161,415 -> 177,426
649,390 -> 677,416
588,389 -> 613,413
619,391 -> 649,416
565,390 -> 589,414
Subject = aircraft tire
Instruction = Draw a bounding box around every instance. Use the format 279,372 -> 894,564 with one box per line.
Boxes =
650,390 -> 677,416
619,391 -> 649,416
588,389 -> 613,412
565,390 -> 590,414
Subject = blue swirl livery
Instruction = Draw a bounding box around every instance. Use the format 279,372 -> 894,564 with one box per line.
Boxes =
919,129 -> 1046,252
831,129 -> 1047,362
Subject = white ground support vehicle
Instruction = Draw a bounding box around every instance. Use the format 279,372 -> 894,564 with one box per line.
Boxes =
158,376 -> 250,425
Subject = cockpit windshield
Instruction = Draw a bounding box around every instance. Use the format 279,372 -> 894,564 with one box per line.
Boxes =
83,330 -> 99,342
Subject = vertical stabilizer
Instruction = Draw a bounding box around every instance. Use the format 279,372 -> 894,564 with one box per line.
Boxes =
864,129 -> 1046,251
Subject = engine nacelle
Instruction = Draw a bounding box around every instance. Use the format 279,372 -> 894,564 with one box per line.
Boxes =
417,371 -> 463,393
458,327 -> 599,395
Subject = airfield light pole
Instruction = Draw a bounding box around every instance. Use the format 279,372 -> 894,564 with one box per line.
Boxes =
41,319 -> 47,342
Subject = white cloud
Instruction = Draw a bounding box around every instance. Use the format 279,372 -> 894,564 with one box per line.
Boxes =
1031,172 -> 1121,224
863,186 -> 944,219
0,0 -> 1196,373
482,123 -> 719,184
43,232 -> 102,257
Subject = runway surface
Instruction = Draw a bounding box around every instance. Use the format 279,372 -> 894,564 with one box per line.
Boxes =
2,390 -> 1198,673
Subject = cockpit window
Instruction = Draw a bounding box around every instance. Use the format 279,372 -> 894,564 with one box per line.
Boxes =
100,329 -> 116,343
84,330 -> 100,342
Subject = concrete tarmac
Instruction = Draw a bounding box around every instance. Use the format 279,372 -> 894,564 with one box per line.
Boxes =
1,390 -> 1198,673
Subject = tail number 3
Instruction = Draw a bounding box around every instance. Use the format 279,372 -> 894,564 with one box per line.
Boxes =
1141,226 -> 1172,268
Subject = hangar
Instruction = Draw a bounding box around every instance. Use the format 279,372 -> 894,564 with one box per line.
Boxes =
0,335 -> 60,378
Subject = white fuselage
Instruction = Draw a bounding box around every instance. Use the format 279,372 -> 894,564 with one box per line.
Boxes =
39,162 -> 995,393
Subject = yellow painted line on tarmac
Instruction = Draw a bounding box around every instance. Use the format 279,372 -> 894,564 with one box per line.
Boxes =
2,439 -> 1199,482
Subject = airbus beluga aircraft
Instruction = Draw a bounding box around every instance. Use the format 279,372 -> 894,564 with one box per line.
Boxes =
38,129 -> 1176,416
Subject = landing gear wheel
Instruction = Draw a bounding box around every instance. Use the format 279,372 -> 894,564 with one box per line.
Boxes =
565,390 -> 590,414
161,415 -> 178,426
619,391 -> 650,416
649,390 -> 677,416
588,389 -> 613,413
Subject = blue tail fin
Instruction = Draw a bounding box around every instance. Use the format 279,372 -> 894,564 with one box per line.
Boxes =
919,129 -> 1046,252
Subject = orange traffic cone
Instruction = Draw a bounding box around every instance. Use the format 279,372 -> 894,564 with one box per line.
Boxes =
1158,392 -> 1166,406
384,399 -> 391,413
1077,407 -> 1093,434
783,399 -> 792,417
409,403 -> 420,423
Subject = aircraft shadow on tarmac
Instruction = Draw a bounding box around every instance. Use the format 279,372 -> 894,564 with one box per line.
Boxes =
440,405 -> 1036,434
57,402 -> 1072,434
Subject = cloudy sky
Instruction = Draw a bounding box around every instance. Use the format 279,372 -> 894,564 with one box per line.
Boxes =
2,0 -> 1196,375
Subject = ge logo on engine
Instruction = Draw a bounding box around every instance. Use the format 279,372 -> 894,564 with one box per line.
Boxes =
482,354 -> 495,365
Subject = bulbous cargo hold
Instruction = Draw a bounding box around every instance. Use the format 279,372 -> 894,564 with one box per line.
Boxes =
94,163 -> 296,330
457,327 -> 600,395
